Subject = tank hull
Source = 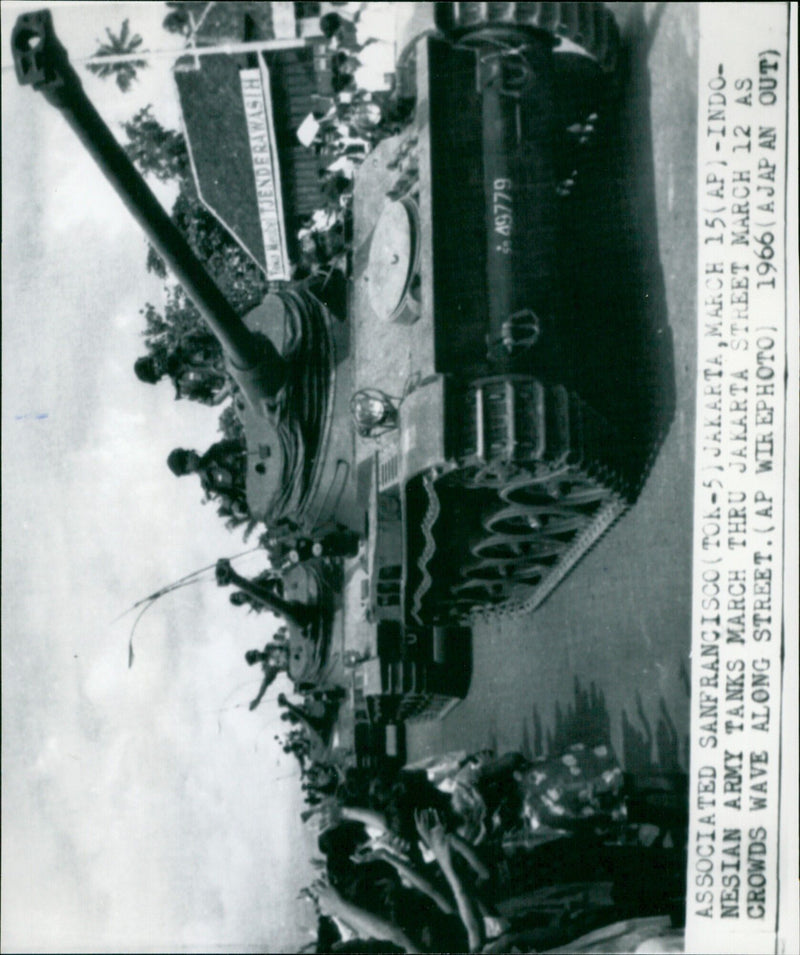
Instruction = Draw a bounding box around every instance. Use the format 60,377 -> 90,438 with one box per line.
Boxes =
349,28 -> 631,630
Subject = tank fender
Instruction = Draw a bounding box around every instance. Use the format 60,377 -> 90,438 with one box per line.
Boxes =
399,375 -> 453,485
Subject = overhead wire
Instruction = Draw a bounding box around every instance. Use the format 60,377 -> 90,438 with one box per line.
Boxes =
118,546 -> 262,667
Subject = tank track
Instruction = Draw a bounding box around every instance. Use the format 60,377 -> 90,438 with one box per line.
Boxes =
365,661 -> 462,724
444,376 -> 632,620
434,1 -> 620,73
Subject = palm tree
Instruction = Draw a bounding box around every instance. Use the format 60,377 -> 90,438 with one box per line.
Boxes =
73,8 -> 303,88
86,20 -> 148,93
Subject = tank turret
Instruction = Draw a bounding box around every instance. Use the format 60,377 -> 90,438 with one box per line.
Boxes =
12,9 -> 358,540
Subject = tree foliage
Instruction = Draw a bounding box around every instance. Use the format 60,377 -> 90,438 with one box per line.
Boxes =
87,19 -> 147,93
162,6 -> 192,37
122,106 -> 190,183
162,1 -> 275,43
140,286 -> 213,354
125,108 -> 268,365
145,244 -> 168,279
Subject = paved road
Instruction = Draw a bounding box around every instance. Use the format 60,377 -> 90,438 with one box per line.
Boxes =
408,2 -> 698,778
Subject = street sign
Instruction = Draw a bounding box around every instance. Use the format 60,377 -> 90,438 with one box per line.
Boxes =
240,66 -> 291,280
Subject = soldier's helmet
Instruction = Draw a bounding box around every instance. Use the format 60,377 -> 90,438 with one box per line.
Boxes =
167,448 -> 196,476
134,356 -> 162,384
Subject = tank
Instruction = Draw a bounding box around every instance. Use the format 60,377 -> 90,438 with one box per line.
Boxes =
12,4 -> 632,738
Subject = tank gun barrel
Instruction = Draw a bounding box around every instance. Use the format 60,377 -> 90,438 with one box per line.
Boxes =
217,560 -> 312,629
12,9 -> 287,402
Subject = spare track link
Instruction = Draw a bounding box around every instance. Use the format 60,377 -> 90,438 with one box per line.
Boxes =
449,376 -> 630,618
434,1 -> 619,73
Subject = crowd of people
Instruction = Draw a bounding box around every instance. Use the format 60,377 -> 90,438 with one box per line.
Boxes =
293,5 -> 412,283
296,745 -> 687,953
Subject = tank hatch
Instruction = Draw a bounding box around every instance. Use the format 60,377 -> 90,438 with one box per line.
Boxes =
365,198 -> 420,326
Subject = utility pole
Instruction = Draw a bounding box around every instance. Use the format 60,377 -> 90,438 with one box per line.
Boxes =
1,36 -> 308,73
75,37 -> 307,67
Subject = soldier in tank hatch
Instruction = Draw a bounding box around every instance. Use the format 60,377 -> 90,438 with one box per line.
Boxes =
228,569 -> 285,613
134,338 -> 231,406
245,642 -> 291,711
166,440 -> 248,515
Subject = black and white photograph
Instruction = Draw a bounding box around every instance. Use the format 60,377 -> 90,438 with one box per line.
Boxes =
2,3 -> 797,952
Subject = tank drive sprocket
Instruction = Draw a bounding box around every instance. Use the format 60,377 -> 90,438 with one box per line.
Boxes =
434,1 -> 620,73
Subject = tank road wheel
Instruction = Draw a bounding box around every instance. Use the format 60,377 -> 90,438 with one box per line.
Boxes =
455,554 -> 549,605
501,465 -> 570,494
450,578 -> 513,607
482,503 -> 589,537
550,475 -> 612,506
471,532 -> 568,562
503,472 -> 611,508
434,2 -> 620,73
460,557 -> 524,582
458,555 -> 550,586
459,460 -> 519,491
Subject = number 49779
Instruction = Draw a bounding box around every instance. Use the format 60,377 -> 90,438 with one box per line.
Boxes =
493,177 -> 513,238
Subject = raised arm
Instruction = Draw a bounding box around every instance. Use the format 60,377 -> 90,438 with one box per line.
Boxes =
339,805 -> 411,855
307,878 -> 423,954
249,665 -> 279,710
339,805 -> 389,831
449,833 -> 491,882
415,811 -> 484,953
352,846 -> 454,916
